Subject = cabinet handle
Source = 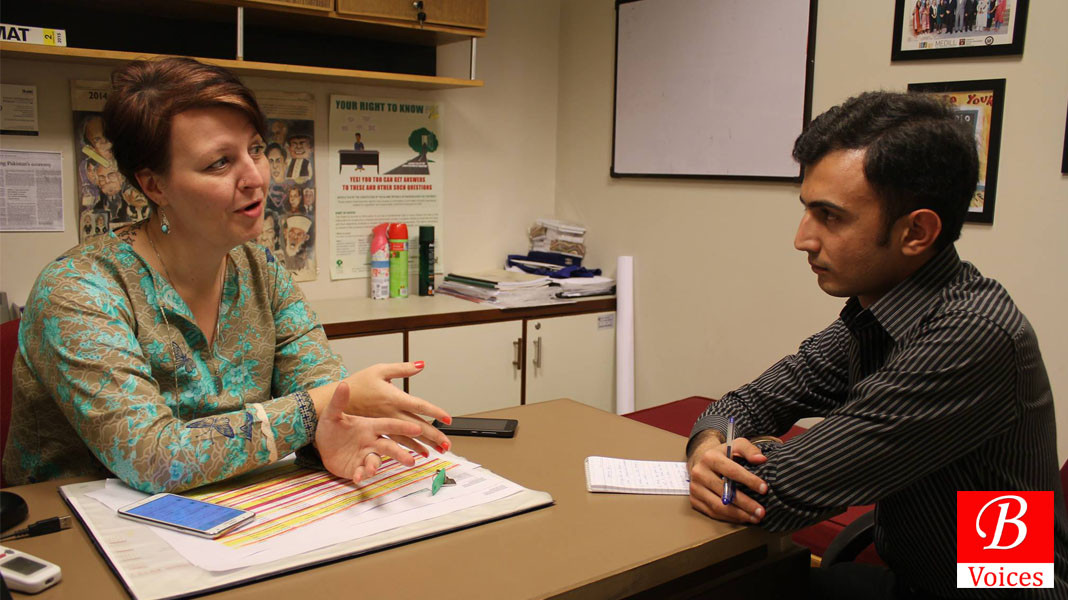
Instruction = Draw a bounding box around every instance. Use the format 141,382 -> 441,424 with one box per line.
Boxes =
513,338 -> 522,371
533,336 -> 543,369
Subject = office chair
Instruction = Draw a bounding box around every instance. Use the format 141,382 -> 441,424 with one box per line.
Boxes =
821,459 -> 1068,568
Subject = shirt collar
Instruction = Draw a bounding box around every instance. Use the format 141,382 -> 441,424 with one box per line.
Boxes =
840,244 -> 964,342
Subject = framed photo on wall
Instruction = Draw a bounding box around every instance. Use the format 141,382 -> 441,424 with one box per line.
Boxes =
908,79 -> 1005,224
892,0 -> 1028,61
1062,102 -> 1068,175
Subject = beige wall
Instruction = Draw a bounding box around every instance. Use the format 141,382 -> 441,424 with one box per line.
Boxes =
555,1 -> 1068,458
2,0 -> 1066,458
0,0 -> 560,305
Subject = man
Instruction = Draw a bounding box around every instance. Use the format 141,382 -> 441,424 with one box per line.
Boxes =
354,132 -> 365,171
121,183 -> 151,222
686,91 -> 1067,599
268,119 -> 288,146
285,124 -> 314,184
302,186 -> 316,216
283,214 -> 313,277
265,142 -> 288,213
258,211 -> 280,253
90,161 -> 125,221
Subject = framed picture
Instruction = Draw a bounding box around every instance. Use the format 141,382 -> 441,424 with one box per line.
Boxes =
908,79 -> 1005,224
892,0 -> 1028,61
1062,102 -> 1068,175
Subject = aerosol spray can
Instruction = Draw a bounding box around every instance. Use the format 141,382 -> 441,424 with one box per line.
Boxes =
388,222 -> 409,298
418,225 -> 435,296
370,223 -> 390,299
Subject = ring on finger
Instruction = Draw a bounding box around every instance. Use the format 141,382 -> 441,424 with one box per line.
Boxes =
366,451 -> 381,462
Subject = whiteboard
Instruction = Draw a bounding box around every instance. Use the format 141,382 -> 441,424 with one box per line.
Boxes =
612,0 -> 816,180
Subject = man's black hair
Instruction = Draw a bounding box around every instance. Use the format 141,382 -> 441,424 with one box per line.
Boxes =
792,91 -> 979,249
266,142 -> 287,160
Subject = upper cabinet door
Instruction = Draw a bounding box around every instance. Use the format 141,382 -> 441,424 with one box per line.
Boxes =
526,312 -> 616,413
408,320 -> 521,416
336,0 -> 489,31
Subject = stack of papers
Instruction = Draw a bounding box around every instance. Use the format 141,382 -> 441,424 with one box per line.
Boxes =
445,269 -> 550,289
529,219 -> 587,258
439,269 -> 566,308
557,275 -> 615,298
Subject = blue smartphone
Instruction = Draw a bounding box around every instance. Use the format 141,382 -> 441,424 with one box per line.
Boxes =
118,493 -> 255,539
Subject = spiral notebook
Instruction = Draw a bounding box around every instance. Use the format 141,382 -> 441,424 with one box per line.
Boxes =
584,456 -> 689,495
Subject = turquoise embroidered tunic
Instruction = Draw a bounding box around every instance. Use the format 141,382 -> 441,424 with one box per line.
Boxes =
2,229 -> 343,493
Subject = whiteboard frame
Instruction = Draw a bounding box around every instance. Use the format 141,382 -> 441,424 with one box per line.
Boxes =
611,0 -> 818,182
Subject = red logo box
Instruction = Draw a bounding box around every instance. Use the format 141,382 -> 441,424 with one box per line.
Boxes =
957,491 -> 1054,589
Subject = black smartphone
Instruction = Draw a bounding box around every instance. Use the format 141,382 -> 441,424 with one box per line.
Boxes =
431,417 -> 518,438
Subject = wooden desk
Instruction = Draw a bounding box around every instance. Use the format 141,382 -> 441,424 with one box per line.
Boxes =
2,400 -> 806,599
337,149 -> 380,173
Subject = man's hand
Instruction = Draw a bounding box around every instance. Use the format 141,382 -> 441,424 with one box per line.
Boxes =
688,430 -> 770,524
316,382 -> 425,483
342,362 -> 453,456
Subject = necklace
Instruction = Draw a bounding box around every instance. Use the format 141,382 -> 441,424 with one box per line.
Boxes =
145,221 -> 226,422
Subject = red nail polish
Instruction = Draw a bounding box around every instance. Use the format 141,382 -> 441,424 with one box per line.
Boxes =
414,360 -> 425,369
445,416 -> 453,425
442,440 -> 451,451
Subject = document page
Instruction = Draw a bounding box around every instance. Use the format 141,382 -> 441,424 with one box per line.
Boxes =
86,450 -> 530,571
584,456 -> 689,495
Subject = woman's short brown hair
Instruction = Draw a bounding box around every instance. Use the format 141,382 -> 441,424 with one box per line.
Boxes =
102,57 -> 267,197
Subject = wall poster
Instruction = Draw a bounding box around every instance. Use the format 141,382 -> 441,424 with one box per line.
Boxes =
72,80 -> 150,241
328,96 -> 443,281
255,91 -> 318,282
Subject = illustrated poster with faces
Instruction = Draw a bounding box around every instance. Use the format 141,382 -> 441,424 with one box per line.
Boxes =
71,80 -> 152,242
255,91 -> 317,282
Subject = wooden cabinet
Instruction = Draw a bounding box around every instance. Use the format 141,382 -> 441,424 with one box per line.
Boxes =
525,312 -> 616,413
240,0 -> 332,12
407,321 -> 522,416
329,333 -> 404,389
315,295 -> 617,416
336,0 -> 488,31
0,0 -> 486,89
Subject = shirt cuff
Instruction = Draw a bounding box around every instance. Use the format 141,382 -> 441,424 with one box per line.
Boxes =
687,413 -> 732,456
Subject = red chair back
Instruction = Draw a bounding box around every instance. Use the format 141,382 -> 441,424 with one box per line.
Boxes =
1,318 -> 20,485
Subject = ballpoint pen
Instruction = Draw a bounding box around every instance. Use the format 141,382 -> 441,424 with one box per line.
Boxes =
721,416 -> 736,505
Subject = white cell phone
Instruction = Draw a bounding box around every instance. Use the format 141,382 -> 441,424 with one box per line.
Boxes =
117,493 -> 255,539
0,545 -> 62,594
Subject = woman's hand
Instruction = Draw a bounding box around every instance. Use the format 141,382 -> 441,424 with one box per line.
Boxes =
316,382 -> 424,483
342,362 -> 453,456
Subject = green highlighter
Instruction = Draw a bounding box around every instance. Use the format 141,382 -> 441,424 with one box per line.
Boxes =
431,468 -> 455,495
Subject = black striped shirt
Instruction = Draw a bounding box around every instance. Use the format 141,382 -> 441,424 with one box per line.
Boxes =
690,245 -> 1068,598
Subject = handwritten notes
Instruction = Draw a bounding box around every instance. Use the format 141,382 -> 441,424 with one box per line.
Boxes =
584,456 -> 689,495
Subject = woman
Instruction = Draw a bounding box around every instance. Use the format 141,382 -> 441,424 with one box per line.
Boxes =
993,0 -> 1006,30
2,57 -> 452,493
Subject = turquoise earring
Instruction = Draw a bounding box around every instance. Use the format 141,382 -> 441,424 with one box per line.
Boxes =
160,207 -> 171,235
